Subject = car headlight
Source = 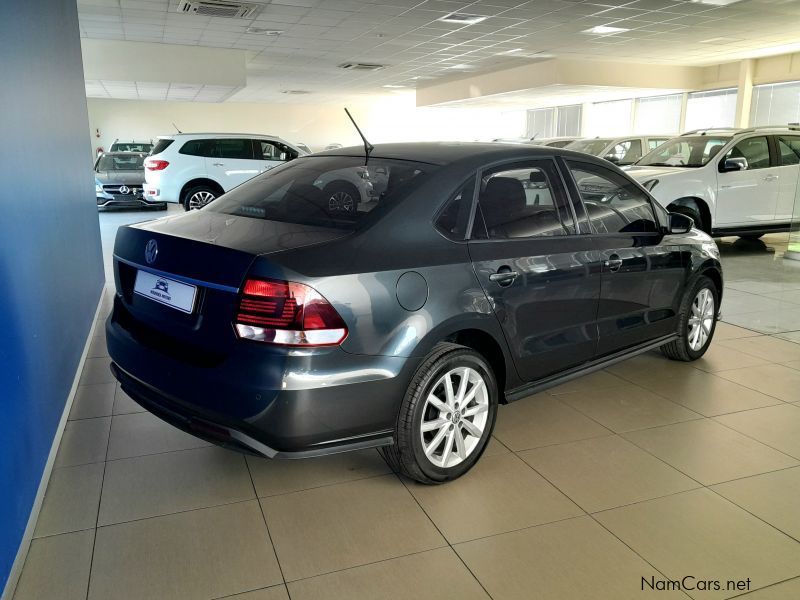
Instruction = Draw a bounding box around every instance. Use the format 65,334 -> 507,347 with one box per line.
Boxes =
641,178 -> 659,191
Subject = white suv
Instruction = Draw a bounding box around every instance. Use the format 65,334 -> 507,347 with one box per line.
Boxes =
566,135 -> 672,166
626,126 -> 800,238
143,133 -> 306,210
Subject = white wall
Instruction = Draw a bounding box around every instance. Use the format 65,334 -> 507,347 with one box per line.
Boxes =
87,93 -> 525,154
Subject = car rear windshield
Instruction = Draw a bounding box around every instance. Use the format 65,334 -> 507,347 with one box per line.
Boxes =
96,154 -> 145,171
637,136 -> 731,167
111,143 -> 153,153
206,156 -> 436,230
567,139 -> 612,155
150,139 -> 174,155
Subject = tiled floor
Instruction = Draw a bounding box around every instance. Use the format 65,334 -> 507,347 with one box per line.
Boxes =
10,221 -> 800,599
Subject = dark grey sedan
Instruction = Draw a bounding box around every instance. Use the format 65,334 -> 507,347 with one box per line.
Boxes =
95,152 -> 166,210
106,143 -> 722,483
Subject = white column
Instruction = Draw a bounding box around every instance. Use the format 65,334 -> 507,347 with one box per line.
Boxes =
734,59 -> 755,128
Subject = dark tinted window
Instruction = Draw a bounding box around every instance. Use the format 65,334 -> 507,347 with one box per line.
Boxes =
216,138 -> 255,159
566,161 -> 659,234
435,179 -> 475,240
111,142 -> 153,153
179,139 -> 217,157
207,156 -> 434,230
724,136 -> 770,170
777,136 -> 800,166
472,161 -> 574,239
150,139 -> 174,155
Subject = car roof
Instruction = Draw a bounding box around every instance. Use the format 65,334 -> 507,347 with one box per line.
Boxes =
156,133 -> 285,140
313,141 -> 609,167
98,151 -> 147,156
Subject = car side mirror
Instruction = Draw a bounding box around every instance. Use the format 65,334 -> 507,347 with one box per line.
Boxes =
668,212 -> 693,234
721,157 -> 748,172
605,155 -> 621,164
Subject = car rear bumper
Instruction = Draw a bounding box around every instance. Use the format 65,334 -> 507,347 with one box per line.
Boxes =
106,299 -> 420,456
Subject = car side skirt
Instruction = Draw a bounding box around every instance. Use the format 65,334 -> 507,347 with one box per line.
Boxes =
504,333 -> 678,402
711,222 -> 792,237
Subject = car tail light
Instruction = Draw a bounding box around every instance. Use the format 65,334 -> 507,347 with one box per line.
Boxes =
144,158 -> 169,171
234,278 -> 347,346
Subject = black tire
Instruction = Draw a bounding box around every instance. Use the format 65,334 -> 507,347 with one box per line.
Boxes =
670,206 -> 703,233
661,275 -> 718,361
380,342 -> 498,484
181,185 -> 218,211
322,181 -> 359,213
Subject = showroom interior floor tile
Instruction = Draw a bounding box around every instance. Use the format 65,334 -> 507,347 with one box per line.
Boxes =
10,221 -> 800,600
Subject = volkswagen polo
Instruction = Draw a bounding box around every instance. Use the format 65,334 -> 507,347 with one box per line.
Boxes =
106,143 -> 722,484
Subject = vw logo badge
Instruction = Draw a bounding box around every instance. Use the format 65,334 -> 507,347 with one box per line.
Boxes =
145,239 -> 158,264
119,185 -> 130,195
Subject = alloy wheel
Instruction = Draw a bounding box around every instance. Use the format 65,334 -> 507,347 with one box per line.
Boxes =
189,190 -> 216,210
688,287 -> 714,351
328,191 -> 355,213
419,366 -> 489,469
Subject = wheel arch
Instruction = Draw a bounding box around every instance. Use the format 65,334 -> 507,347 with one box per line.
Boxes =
180,178 -> 225,202
668,197 -> 711,234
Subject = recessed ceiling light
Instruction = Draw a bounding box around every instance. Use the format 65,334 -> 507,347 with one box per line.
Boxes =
246,27 -> 282,35
438,12 -> 488,25
582,25 -> 630,34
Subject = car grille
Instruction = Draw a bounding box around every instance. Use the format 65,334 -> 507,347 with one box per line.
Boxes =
103,185 -> 144,197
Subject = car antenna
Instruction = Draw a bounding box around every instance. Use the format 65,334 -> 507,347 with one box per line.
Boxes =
172,122 -> 183,134
344,107 -> 373,165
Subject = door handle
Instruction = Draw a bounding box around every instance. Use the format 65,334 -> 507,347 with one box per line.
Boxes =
763,174 -> 779,181
604,255 -> 623,272
213,162 -> 224,167
489,270 -> 519,286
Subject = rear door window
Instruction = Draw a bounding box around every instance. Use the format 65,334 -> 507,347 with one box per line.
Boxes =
472,160 -> 575,239
215,138 -> 256,160
566,160 -> 659,234
776,135 -> 800,166
254,140 -> 299,162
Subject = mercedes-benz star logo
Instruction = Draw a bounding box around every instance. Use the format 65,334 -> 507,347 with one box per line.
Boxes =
119,185 -> 130,195
145,239 -> 158,264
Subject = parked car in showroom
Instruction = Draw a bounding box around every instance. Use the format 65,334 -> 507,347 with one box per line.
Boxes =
626,125 -> 800,238
95,152 -> 165,211
109,139 -> 154,153
107,142 -> 722,484
143,133 -> 306,210
566,135 -> 672,165
529,136 -> 583,148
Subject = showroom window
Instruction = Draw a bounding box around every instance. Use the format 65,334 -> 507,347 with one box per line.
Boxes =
526,105 -> 581,138
586,99 -> 633,137
684,88 -> 738,131
750,81 -> 800,126
633,94 -> 682,134
566,161 -> 659,234
473,161 -> 574,239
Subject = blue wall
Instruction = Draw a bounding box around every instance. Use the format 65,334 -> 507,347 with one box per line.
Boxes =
0,0 -> 104,590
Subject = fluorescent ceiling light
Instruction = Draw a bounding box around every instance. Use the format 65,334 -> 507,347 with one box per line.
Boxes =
438,12 -> 488,25
382,84 -> 406,88
496,48 -> 523,55
691,0 -> 744,5
246,27 -> 282,34
700,36 -> 743,43
447,64 -> 473,69
582,25 -> 630,34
